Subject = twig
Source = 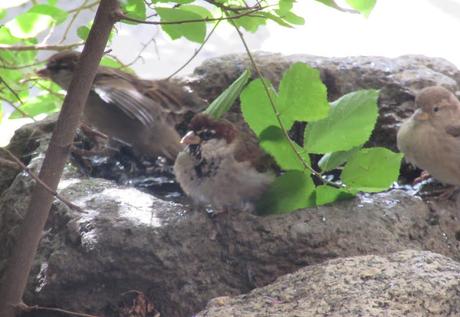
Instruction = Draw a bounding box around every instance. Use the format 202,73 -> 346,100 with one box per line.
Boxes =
0,76 -> 37,122
0,60 -> 45,70
4,149 -> 86,213
116,7 -> 265,25
61,0 -> 91,44
20,304 -> 100,317
0,157 -> 20,169
68,0 -> 100,14
0,42 -> 84,52
167,20 -> 221,79
228,14 -> 341,188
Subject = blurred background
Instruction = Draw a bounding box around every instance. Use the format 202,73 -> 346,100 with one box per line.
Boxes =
2,0 -> 460,145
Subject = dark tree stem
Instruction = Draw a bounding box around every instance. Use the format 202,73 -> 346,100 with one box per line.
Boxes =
0,1 -> 120,316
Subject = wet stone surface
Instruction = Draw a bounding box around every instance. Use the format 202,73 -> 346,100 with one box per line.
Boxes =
2,53 -> 460,316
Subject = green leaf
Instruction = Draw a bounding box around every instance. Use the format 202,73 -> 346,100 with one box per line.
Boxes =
29,4 -> 68,24
121,0 -> 146,23
9,94 -> 61,119
257,171 -> 315,215
0,9 -> 6,20
346,0 -> 376,16
232,14 -> 267,32
241,78 -> 293,137
278,63 -> 329,122
180,5 -> 213,19
314,0 -> 357,12
48,0 -> 58,5
5,12 -> 54,38
204,69 -> 250,119
278,0 -> 294,15
0,0 -> 30,9
274,10 -> 304,25
259,126 -> 310,171
259,12 -> 293,28
304,89 -> 379,154
316,185 -> 355,206
76,25 -> 90,40
341,147 -> 403,192
0,27 -> 20,44
318,147 -> 360,172
156,7 -> 207,43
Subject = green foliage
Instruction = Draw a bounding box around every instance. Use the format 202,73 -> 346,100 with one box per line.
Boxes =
10,94 -> 61,119
204,69 -> 250,119
341,147 -> 403,192
346,0 -> 377,16
257,171 -> 315,214
278,63 -> 329,122
155,7 -> 207,43
304,90 -> 379,153
0,0 -> 383,215
241,62 -> 400,214
120,0 -> 147,23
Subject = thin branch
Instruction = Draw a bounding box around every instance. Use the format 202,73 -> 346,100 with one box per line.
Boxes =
0,98 -> 36,122
0,76 -> 37,122
116,7 -> 265,25
0,157 -> 20,170
204,0 -> 261,12
20,304 -> 100,317
228,15 -> 342,189
4,149 -> 86,213
167,20 -> 221,79
61,0 -> 91,44
0,42 -> 84,52
0,60 -> 45,70
68,0 -> 100,14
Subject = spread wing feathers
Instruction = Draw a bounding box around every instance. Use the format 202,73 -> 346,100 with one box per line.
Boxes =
93,72 -> 159,127
140,79 -> 205,124
445,125 -> 460,138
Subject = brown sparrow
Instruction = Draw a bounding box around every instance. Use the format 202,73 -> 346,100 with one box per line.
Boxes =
397,86 -> 460,186
37,51 -> 204,160
173,113 -> 275,212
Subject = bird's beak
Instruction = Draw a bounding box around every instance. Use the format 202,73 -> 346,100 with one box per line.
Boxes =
413,109 -> 430,121
180,131 -> 201,145
36,68 -> 50,78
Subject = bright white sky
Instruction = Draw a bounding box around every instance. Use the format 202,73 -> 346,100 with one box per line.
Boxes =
2,0 -> 460,145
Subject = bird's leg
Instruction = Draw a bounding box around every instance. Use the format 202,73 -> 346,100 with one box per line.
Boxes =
413,170 -> 431,184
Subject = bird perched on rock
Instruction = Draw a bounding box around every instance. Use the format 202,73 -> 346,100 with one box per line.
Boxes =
397,86 -> 460,186
37,51 -> 204,160
174,113 -> 275,212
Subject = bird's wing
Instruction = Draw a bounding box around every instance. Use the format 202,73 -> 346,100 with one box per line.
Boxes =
445,125 -> 460,137
233,128 -> 276,173
140,79 -> 205,125
92,70 -> 159,127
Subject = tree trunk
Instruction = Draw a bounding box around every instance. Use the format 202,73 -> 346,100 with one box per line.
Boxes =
0,1 -> 120,316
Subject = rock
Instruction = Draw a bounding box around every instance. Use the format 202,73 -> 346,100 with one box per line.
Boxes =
2,54 -> 460,317
196,250 -> 460,317
1,164 -> 460,317
190,53 -> 460,151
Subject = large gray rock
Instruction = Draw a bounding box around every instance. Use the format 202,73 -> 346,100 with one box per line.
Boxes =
2,54 -> 460,317
190,53 -> 460,151
197,250 -> 460,317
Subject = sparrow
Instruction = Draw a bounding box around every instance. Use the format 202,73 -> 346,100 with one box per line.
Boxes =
173,113 -> 276,212
397,86 -> 460,186
37,51 -> 204,160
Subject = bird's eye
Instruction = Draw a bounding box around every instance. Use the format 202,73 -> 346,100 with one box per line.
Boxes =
199,130 -> 215,141
433,106 -> 440,113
